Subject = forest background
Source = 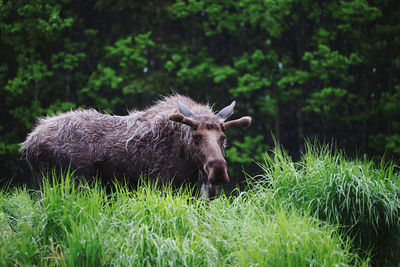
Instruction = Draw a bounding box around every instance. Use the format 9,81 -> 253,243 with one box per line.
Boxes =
1,0 -> 399,186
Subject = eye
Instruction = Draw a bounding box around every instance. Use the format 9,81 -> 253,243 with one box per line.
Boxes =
193,134 -> 201,142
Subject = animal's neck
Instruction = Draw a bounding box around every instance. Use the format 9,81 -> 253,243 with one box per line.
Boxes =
197,170 -> 220,199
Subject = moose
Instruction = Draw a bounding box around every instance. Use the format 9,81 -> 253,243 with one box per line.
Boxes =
22,94 -> 251,198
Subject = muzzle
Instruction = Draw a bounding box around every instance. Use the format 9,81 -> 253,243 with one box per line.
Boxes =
204,158 -> 229,185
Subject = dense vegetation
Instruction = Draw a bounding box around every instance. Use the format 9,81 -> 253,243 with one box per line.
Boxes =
0,179 -> 358,266
260,143 -> 400,265
1,0 -> 400,183
2,144 -> 400,265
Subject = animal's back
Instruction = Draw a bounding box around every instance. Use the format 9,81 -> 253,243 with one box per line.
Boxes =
21,96 -> 203,184
22,109 -> 129,179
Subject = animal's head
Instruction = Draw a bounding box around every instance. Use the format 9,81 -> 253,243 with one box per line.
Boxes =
169,101 -> 251,186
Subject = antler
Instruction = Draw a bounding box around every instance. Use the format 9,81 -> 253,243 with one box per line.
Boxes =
169,113 -> 199,129
169,102 -> 199,128
223,116 -> 252,130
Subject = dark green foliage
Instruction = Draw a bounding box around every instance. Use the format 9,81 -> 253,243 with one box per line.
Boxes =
1,1 -> 400,183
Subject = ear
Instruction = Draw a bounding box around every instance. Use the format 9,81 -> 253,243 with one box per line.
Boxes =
169,113 -> 198,129
217,101 -> 236,121
223,116 -> 252,130
178,102 -> 195,117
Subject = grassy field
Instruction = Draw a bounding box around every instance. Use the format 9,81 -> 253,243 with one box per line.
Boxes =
1,144 -> 399,266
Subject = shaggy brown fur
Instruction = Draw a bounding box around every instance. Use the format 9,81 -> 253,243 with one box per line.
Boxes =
21,94 -> 251,198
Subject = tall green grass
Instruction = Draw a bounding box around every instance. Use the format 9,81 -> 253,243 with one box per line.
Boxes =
0,170 -> 361,266
257,142 -> 400,266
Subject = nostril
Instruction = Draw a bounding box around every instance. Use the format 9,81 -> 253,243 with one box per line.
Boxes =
205,158 -> 229,185
205,159 -> 216,169
205,159 -> 227,172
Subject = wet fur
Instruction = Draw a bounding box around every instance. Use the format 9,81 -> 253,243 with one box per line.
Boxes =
21,95 -> 224,197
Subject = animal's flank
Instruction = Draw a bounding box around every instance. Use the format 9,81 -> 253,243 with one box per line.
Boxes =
22,94 -> 252,198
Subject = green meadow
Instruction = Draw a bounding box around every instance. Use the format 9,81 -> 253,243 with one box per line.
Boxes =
1,144 -> 399,266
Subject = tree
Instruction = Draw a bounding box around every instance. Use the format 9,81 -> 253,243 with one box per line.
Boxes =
0,0 -> 399,184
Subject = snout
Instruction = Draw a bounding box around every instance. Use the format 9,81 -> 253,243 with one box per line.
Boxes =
204,158 -> 229,185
